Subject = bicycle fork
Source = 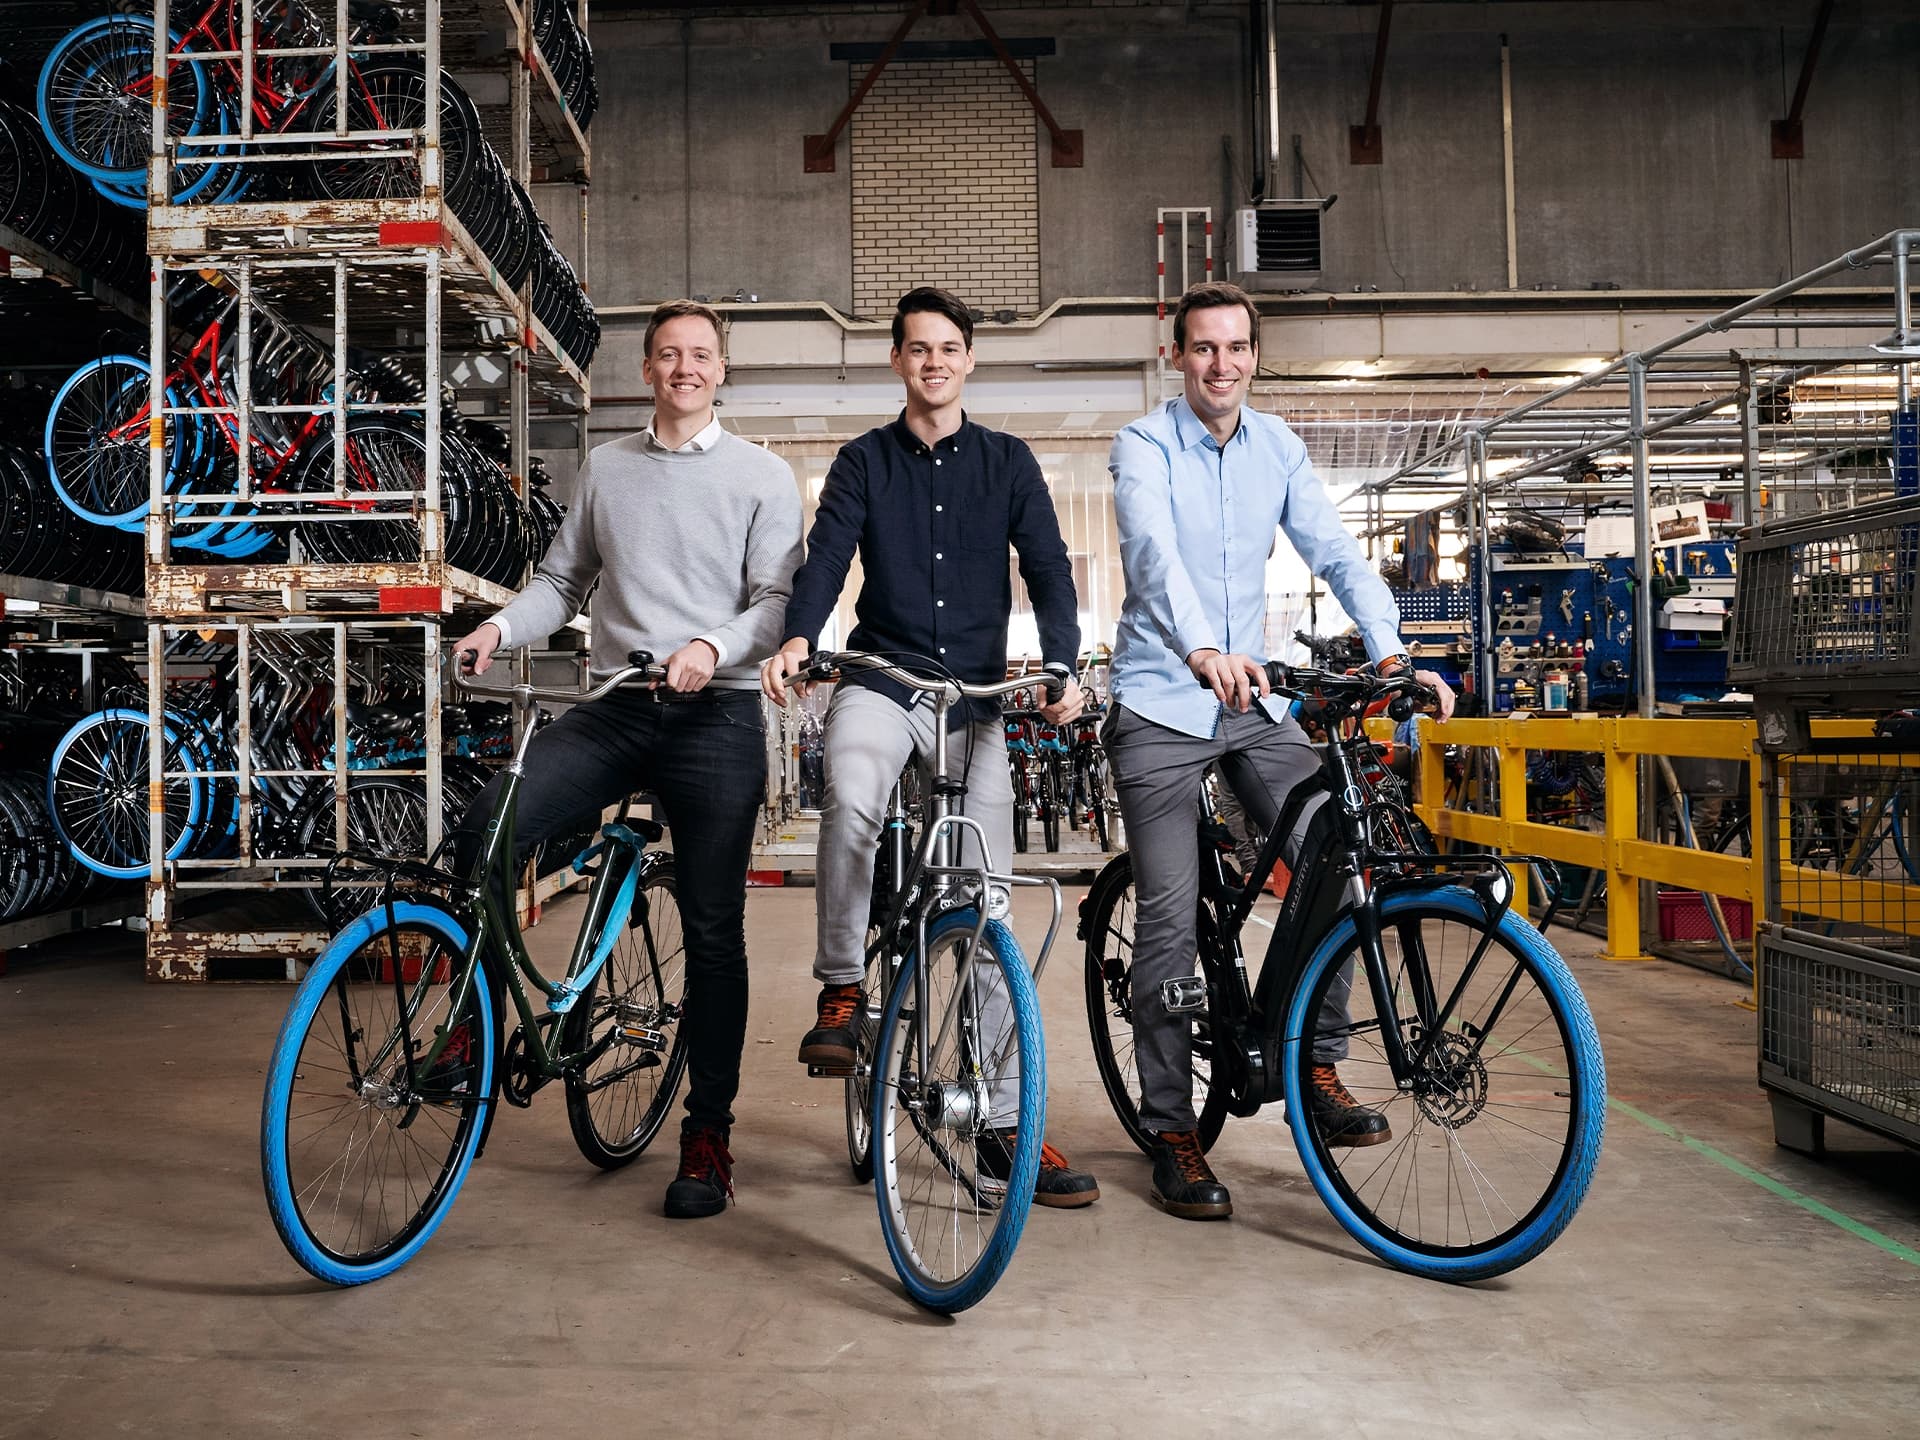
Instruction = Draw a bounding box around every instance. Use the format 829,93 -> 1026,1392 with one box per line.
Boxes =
1345,869 -> 1524,1092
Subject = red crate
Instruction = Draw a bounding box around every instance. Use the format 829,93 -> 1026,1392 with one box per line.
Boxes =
1657,889 -> 1752,942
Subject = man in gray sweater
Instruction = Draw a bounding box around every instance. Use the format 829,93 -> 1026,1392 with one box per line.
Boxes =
452,299 -> 803,1219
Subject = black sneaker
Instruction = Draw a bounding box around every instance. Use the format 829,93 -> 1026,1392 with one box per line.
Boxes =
977,1129 -> 1100,1209
1308,1063 -> 1392,1147
1149,1129 -> 1231,1220
797,982 -> 863,1072
663,1126 -> 734,1219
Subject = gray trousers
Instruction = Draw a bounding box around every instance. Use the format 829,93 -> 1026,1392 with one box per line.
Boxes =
814,685 -> 1023,1119
1104,702 -> 1353,1134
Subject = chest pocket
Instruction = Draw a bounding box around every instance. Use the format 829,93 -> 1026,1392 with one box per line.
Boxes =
957,488 -> 1011,552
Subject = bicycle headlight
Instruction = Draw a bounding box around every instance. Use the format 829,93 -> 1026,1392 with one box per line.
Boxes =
985,883 -> 1013,921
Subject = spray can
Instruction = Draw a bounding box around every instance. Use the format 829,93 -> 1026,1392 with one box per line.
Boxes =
1572,670 -> 1590,711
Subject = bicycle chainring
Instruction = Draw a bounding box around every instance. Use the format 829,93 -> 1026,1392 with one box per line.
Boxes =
501,1025 -> 547,1108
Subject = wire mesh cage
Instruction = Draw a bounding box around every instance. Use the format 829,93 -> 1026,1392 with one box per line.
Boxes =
1759,927 -> 1920,1149
1757,735 -> 1920,1150
1727,495 -> 1920,742
1768,743 -> 1920,952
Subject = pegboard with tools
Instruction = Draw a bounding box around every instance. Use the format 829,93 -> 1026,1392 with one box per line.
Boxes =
1472,539 -> 1738,712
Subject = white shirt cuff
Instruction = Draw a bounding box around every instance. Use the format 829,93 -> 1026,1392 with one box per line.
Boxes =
489,615 -> 513,650
694,634 -> 728,666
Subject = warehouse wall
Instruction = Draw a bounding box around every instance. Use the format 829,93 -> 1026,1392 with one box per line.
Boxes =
581,0 -> 1919,310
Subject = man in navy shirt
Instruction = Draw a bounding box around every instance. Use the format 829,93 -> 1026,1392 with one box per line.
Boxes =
762,286 -> 1099,1208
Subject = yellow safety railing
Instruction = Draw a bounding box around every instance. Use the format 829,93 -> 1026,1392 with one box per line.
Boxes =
1397,715 -> 1920,963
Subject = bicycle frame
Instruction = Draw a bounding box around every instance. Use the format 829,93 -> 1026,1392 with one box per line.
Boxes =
355,661 -> 673,1095
1191,674 -> 1545,1109
812,653 -> 1066,1116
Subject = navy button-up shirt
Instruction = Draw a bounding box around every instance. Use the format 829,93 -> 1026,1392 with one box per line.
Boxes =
783,413 -> 1080,725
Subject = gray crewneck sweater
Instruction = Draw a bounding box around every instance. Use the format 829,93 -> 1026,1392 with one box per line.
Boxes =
490,429 -> 803,685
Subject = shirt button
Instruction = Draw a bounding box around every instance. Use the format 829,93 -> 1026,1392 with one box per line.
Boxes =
939,646 -> 947,654
934,458 -> 942,466
936,599 -> 945,607
935,504 -> 944,512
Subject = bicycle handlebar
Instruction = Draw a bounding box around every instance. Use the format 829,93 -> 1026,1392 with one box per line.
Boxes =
800,650 -> 1069,704
1198,659 -> 1438,720
453,647 -> 669,705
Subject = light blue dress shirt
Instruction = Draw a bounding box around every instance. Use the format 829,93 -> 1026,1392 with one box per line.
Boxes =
1108,396 -> 1403,739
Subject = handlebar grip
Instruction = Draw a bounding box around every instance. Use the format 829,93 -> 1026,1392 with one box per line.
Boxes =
1039,661 -> 1070,703
455,649 -> 479,674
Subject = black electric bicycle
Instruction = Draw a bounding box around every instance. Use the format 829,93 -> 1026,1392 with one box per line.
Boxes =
1082,662 -> 1605,1281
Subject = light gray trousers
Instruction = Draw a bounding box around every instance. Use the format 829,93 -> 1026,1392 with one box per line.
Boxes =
1104,702 -> 1354,1135
813,684 -> 1023,1120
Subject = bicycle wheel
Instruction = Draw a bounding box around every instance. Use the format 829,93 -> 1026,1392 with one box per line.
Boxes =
1079,852 -> 1226,1155
36,17 -> 209,183
872,908 -> 1043,1313
844,946 -> 883,1182
1283,887 -> 1605,1282
1040,755 -> 1062,853
47,708 -> 205,878
563,856 -> 690,1169
1083,754 -> 1112,851
261,902 -> 494,1284
45,355 -> 197,528
1893,782 -> 1920,886
1011,760 -> 1030,854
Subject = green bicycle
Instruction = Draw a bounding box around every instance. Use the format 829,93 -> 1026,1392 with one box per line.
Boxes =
261,651 -> 687,1284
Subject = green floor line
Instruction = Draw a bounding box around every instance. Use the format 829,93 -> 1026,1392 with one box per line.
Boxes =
1604,1097 -> 1920,1267
1505,1040 -> 1920,1267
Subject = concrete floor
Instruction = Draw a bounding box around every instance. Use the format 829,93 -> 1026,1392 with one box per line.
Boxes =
3,886 -> 1918,1439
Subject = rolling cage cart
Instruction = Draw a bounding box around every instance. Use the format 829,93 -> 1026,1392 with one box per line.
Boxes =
110,0 -> 594,978
1731,491 -> 1920,1155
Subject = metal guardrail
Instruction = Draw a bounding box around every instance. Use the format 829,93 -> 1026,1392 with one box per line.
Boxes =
1407,714 -> 1920,971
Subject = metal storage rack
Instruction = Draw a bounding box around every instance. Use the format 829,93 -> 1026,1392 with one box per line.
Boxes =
135,0 -> 593,978
0,213 -> 153,965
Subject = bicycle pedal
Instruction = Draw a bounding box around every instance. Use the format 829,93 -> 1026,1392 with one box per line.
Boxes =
614,1022 -> 668,1052
1160,976 -> 1207,1014
806,1062 -> 858,1079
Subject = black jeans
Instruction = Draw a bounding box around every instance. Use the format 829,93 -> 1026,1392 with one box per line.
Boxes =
451,685 -> 766,1135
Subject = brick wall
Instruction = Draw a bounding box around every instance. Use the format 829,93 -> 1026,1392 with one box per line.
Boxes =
850,60 -> 1040,318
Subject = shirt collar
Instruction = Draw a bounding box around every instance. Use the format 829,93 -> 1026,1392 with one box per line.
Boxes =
1170,394 -> 1250,452
643,414 -> 726,453
887,409 -> 970,458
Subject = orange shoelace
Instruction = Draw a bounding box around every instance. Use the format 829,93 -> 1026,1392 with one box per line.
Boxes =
1159,1131 -> 1212,1183
1310,1064 -> 1360,1108
816,985 -> 861,1030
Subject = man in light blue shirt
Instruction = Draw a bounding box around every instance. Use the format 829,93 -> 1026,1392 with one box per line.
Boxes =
1105,281 -> 1454,1220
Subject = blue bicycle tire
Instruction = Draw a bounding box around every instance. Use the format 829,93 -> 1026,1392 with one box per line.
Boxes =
36,18 -> 210,184
871,908 -> 1044,1313
1282,887 -> 1605,1283
46,707 -> 205,878
261,902 -> 494,1284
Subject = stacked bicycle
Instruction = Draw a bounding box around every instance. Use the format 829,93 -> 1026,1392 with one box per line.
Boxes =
42,296 -> 563,579
33,0 -> 601,367
1082,661 -> 1605,1281
44,630 -> 507,928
